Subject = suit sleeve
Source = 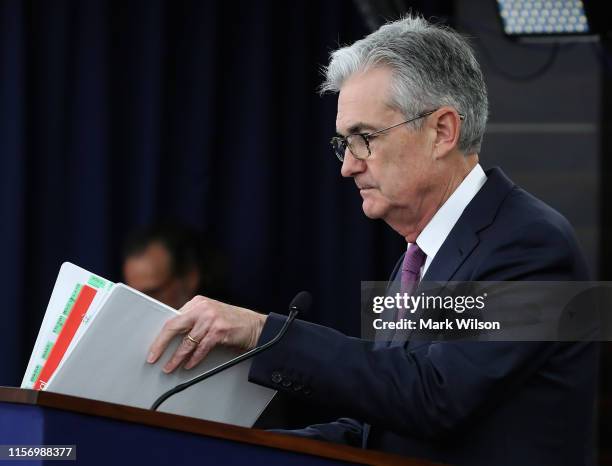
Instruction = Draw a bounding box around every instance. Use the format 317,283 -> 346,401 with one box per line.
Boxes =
267,418 -> 364,446
249,219 -> 587,440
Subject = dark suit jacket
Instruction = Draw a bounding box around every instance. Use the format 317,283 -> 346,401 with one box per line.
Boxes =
248,168 -> 599,466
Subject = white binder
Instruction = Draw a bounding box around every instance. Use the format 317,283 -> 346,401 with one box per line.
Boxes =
26,265 -> 275,428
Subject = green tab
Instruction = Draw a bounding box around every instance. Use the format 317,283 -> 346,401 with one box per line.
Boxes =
62,284 -> 82,317
30,365 -> 42,384
87,275 -> 107,289
42,341 -> 54,360
53,315 -> 67,334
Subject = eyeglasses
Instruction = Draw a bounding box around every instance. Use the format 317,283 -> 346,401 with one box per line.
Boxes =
330,109 -> 465,162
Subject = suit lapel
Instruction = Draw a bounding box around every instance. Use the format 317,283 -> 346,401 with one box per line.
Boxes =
391,167 -> 516,346
422,221 -> 479,282
423,166 -> 516,283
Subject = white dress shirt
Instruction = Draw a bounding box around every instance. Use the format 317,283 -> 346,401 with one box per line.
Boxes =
411,163 -> 488,277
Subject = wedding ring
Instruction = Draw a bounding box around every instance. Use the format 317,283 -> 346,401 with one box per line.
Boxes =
185,333 -> 201,345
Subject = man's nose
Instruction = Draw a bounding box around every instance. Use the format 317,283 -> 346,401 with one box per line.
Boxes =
340,150 -> 366,178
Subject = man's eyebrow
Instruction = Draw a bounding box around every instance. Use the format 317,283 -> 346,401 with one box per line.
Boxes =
336,122 -> 378,136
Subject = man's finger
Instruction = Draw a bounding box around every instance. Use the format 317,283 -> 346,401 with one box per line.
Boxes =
147,313 -> 195,364
178,295 -> 201,314
163,335 -> 200,373
180,318 -> 214,370
181,295 -> 212,315
160,316 -> 211,372
184,334 -> 217,370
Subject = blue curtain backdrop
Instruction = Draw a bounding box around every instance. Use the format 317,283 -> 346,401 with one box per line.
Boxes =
0,0 -> 450,387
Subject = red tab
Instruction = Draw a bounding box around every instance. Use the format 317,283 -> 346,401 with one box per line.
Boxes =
34,285 -> 97,390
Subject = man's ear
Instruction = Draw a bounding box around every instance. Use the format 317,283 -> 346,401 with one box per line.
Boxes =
431,107 -> 462,159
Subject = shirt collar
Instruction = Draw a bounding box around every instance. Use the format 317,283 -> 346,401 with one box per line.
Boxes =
413,163 -> 487,275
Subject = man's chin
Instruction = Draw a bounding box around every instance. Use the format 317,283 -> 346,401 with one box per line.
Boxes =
361,201 -> 385,219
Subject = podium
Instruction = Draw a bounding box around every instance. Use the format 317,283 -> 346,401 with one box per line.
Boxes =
0,387 -> 437,465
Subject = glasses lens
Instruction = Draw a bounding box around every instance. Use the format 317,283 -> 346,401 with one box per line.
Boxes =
331,135 -> 369,162
331,137 -> 347,162
347,135 -> 368,160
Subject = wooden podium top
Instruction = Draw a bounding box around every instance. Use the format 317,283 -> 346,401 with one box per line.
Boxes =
0,386 -> 439,466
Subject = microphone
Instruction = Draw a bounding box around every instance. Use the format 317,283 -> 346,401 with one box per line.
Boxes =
151,291 -> 312,411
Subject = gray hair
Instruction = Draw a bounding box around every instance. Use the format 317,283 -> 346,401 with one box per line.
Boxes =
321,14 -> 488,154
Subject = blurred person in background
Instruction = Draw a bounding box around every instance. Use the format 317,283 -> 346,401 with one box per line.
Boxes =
122,224 -> 224,310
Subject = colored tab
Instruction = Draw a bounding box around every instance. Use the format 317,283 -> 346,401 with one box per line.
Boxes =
34,285 -> 97,390
62,284 -> 82,317
42,341 -> 54,360
87,275 -> 107,289
53,315 -> 67,334
29,365 -> 42,384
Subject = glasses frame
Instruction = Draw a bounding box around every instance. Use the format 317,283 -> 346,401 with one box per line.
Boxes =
330,109 -> 465,162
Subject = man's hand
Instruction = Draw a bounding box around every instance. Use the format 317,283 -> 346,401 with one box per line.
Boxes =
146,295 -> 267,373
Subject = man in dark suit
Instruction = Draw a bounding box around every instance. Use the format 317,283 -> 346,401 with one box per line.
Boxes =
147,14 -> 598,466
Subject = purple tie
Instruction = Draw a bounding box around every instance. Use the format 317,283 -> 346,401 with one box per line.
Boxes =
401,243 -> 426,294
393,243 -> 427,334
397,244 -> 426,321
